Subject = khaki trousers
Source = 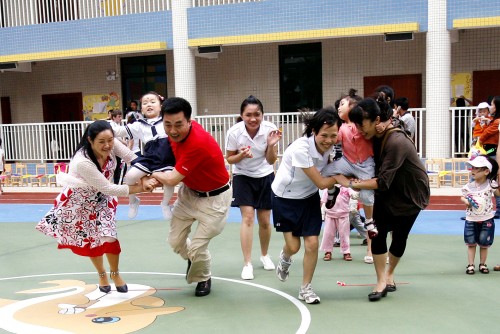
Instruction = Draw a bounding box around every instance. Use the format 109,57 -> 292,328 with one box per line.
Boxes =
168,184 -> 232,283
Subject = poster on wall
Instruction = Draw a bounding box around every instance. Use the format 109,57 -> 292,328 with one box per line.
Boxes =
83,92 -> 120,121
451,73 -> 472,106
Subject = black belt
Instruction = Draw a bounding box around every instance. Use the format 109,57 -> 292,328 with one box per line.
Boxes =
192,184 -> 230,197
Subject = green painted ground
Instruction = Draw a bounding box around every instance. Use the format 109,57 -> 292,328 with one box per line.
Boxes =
1,220 -> 500,334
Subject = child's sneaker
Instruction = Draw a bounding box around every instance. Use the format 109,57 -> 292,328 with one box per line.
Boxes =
128,197 -> 140,219
161,200 -> 172,220
364,219 -> 378,239
298,283 -> 320,304
276,250 -> 292,282
364,255 -> 374,264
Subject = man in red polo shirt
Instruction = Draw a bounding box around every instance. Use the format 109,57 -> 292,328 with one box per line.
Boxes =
152,97 -> 232,297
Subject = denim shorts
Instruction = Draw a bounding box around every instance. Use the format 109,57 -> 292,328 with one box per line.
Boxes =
464,219 -> 495,247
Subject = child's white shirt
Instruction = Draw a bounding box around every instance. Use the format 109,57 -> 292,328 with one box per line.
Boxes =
462,180 -> 497,221
113,116 -> 165,144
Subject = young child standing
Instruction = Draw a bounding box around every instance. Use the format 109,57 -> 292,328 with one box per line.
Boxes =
320,187 -> 355,261
322,89 -> 378,238
113,91 -> 175,220
461,155 -> 499,275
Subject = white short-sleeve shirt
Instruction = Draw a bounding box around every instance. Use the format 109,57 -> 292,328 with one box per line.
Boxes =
272,135 -> 333,199
225,120 -> 277,178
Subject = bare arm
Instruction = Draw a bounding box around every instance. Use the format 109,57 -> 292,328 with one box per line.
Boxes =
302,166 -> 337,190
225,148 -> 252,164
335,174 -> 379,190
151,168 -> 185,187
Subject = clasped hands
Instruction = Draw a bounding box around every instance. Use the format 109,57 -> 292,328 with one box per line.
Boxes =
139,175 -> 162,193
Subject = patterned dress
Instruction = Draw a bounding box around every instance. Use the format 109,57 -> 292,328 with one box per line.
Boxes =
36,139 -> 136,257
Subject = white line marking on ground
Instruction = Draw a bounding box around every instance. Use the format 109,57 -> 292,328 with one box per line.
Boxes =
0,272 -> 311,334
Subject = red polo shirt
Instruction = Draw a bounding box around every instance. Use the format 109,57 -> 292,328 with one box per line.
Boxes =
170,121 -> 229,191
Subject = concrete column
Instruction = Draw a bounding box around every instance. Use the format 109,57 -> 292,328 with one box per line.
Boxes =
171,0 -> 197,115
426,0 -> 451,158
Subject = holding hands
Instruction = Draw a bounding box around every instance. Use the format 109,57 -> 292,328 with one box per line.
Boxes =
142,176 -> 161,192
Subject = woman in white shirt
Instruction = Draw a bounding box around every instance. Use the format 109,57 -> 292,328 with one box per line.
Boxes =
226,96 -> 282,280
272,107 -> 341,304
36,120 -> 154,294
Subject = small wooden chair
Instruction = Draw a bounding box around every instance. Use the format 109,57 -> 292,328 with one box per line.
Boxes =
425,159 -> 441,188
47,162 -> 68,187
10,163 -> 30,186
451,158 -> 470,187
30,163 -> 48,187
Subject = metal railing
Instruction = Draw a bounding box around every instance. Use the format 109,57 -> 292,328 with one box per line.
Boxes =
0,0 -> 264,28
0,108 -> 443,162
0,0 -> 171,27
192,0 -> 264,7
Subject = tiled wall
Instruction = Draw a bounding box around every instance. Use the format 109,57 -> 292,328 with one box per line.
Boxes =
0,12 -> 172,57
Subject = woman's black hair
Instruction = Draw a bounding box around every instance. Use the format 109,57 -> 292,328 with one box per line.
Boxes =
490,96 -> 500,120
375,85 -> 395,107
349,96 -> 392,126
73,120 -> 114,172
301,107 -> 341,137
240,95 -> 264,115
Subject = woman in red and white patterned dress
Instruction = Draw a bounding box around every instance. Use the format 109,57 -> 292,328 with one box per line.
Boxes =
36,120 -> 154,293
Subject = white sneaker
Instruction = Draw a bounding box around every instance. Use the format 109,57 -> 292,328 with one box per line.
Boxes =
276,251 -> 292,282
260,254 -> 275,270
241,264 -> 254,280
128,197 -> 140,219
161,200 -> 172,220
364,256 -> 374,264
298,283 -> 320,304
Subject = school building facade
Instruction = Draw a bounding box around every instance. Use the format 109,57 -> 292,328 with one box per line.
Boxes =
0,0 -> 500,159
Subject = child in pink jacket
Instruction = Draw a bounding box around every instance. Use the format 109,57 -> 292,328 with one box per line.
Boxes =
320,187 -> 356,261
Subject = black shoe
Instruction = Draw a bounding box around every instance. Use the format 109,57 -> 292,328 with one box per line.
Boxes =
333,242 -> 340,247
325,186 -> 340,209
99,285 -> 111,293
116,284 -> 128,293
385,283 -> 397,292
186,259 -> 192,282
362,239 -> 368,246
460,216 -> 466,220
195,278 -> 211,297
368,288 -> 387,301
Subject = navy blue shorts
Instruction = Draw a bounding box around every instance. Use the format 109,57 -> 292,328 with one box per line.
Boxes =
231,173 -> 274,209
464,219 -> 495,247
272,191 -> 322,237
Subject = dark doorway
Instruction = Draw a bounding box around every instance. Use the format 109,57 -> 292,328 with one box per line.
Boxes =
121,55 -> 167,112
1,97 -> 12,124
473,70 -> 500,105
364,74 -> 422,108
42,93 -> 83,122
279,43 -> 323,113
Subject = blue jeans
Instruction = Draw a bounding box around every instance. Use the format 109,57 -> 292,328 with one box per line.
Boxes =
464,219 -> 495,247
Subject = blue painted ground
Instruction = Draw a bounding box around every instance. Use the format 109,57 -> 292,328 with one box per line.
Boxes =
0,203 -> 479,236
